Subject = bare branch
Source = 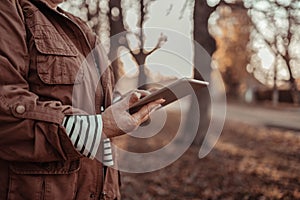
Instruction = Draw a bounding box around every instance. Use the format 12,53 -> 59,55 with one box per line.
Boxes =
145,33 -> 167,55
179,0 -> 189,19
166,4 -> 173,16
144,0 -> 156,10
250,20 -> 277,56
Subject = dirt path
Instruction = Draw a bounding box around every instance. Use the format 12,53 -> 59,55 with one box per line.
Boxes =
225,103 -> 300,131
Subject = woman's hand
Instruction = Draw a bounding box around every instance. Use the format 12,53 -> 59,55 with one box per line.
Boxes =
102,90 -> 165,138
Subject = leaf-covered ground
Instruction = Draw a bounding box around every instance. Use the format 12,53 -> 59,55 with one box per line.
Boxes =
119,121 -> 300,200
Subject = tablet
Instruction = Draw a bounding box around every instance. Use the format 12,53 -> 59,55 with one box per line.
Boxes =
128,78 -> 209,114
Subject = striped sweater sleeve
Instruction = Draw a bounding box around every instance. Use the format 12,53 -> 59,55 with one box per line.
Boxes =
62,115 -> 114,166
62,115 -> 102,159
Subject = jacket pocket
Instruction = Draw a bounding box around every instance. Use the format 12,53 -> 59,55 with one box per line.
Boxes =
8,160 -> 80,200
30,24 -> 84,85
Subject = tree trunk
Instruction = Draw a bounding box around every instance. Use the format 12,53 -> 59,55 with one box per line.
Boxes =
283,27 -> 299,105
188,0 -> 216,145
136,53 -> 147,89
108,0 -> 127,81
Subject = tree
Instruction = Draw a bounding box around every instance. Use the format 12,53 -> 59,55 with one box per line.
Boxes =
210,4 -> 251,98
108,0 -> 167,89
107,0 -> 126,80
192,0 -> 300,105
246,0 -> 300,104
189,0 -> 216,145
189,0 -> 250,144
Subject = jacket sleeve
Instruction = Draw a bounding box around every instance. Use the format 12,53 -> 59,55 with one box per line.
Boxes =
0,0 -> 86,162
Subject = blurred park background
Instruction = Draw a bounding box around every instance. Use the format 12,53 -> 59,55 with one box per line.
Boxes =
60,0 -> 299,199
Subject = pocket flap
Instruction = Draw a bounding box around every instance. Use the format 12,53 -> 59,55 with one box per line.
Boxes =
10,160 -> 80,175
32,24 -> 78,57
28,24 -> 84,85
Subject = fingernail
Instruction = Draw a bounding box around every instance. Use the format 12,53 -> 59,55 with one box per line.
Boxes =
134,92 -> 141,99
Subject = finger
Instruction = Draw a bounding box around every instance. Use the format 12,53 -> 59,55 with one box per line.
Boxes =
129,92 -> 141,105
153,98 -> 166,105
131,104 -> 149,123
147,101 -> 163,114
140,104 -> 162,124
140,114 -> 150,124
117,91 -> 141,110
147,87 -> 160,93
131,99 -> 165,123
135,89 -> 151,98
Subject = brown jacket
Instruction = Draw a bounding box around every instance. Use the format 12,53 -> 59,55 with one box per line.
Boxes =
0,0 -> 120,199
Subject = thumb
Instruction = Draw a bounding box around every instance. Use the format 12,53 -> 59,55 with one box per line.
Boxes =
117,91 -> 141,110
128,92 -> 141,106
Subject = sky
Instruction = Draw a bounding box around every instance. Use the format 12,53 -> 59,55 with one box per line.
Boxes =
119,0 -> 195,79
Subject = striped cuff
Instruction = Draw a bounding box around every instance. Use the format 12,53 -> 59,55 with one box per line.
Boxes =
62,115 -> 102,159
103,138 -> 114,166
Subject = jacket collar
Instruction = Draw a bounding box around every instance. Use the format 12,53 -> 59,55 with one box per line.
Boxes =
29,0 -> 60,11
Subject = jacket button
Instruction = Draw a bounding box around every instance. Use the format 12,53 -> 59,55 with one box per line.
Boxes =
90,193 -> 95,198
100,192 -> 106,199
16,105 -> 26,114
